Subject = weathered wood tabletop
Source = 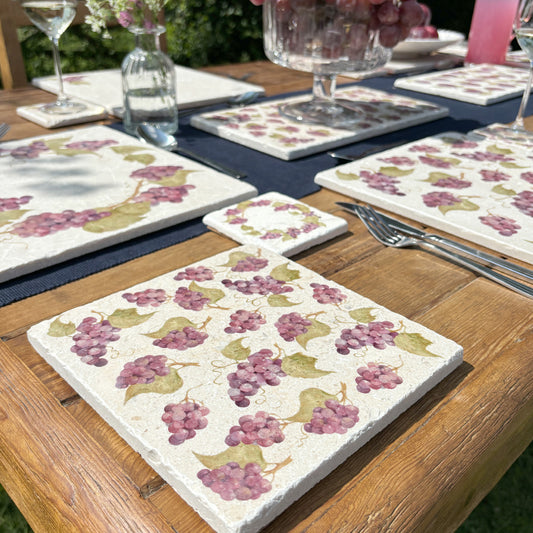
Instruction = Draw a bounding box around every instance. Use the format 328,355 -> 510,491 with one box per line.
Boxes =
0,61 -> 532,533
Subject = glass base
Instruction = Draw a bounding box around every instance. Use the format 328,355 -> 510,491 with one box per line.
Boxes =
41,99 -> 87,115
278,98 -> 363,128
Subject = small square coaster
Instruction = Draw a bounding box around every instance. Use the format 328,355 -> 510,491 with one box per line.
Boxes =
17,100 -> 107,128
203,192 -> 348,256
394,64 -> 532,105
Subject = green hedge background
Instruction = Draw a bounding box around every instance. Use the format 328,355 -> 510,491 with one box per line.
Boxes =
18,0 -> 476,81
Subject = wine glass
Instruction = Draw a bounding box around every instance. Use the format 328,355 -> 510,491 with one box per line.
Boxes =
21,0 -> 86,114
262,0 -> 422,128
511,0 -> 533,131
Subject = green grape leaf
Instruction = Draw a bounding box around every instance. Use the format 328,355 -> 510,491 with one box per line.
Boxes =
189,281 -> 225,303
221,251 -> 257,268
500,162 -> 528,169
0,209 -> 29,228
111,145 -> 149,155
124,153 -> 156,165
235,200 -> 253,211
43,137 -> 72,151
107,308 -> 156,328
424,155 -> 461,166
281,353 -> 332,378
486,144 -> 514,155
439,199 -> 479,215
125,367 -> 183,403
296,318 -> 331,350
143,317 -> 196,338
349,307 -> 377,323
47,317 -> 76,337
294,203 -> 311,213
83,202 -> 152,233
222,338 -> 251,361
394,332 -> 441,358
378,166 -> 414,177
287,388 -> 336,422
336,169 -> 360,181
492,184 -> 517,196
157,170 -> 196,187
270,263 -> 301,282
424,171 -> 453,183
194,443 -> 267,470
267,294 -> 299,307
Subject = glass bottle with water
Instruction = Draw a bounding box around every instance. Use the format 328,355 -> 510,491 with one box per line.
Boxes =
122,25 -> 178,135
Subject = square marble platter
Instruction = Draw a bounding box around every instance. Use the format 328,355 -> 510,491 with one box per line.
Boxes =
394,63 -> 532,105
0,125 -> 257,283
203,192 -> 348,256
32,66 -> 265,116
190,86 -> 448,160
28,245 -> 463,533
315,130 -> 533,264
17,100 -> 107,128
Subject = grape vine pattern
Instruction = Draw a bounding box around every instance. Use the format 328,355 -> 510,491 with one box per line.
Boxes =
310,283 -> 347,305
222,276 -> 293,296
479,215 -> 521,236
70,317 -> 121,367
0,196 -> 32,211
225,309 -> 266,334
115,354 -> 169,388
122,288 -> 167,307
197,462 -> 271,501
174,266 -> 214,281
355,363 -> 403,393
153,327 -> 208,350
275,312 -> 312,342
227,349 -> 286,407
130,165 -> 183,181
512,191 -> 533,217
335,321 -> 398,355
304,400 -> 359,435
163,402 -> 210,445
173,287 -> 210,311
133,185 -> 195,206
225,411 -> 285,447
231,256 -> 269,272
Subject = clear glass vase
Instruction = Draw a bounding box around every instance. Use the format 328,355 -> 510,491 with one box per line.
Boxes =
121,25 -> 178,135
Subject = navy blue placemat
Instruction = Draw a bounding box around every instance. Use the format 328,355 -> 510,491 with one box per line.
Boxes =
1,73 -> 528,307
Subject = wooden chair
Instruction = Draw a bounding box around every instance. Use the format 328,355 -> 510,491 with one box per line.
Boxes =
0,1 -> 166,90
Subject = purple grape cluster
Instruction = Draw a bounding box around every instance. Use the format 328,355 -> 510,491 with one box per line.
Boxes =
355,362 -> 403,393
231,256 -> 269,272
303,399 -> 359,435
221,276 -> 294,296
224,309 -> 266,334
480,169 -> 510,182
521,171 -> 533,185
310,282 -> 347,304
70,317 -> 121,366
431,177 -> 471,189
174,266 -> 214,281
422,191 -> 460,208
115,355 -> 170,388
133,185 -> 195,206
197,462 -> 271,501
335,321 -> 398,355
153,327 -> 208,350
10,209 -> 112,238
360,170 -> 405,196
274,312 -> 312,342
122,288 -> 167,307
10,141 -> 49,159
162,401 -> 209,445
173,286 -> 210,311
225,411 -> 285,447
479,215 -> 521,236
512,190 -> 533,217
64,140 -> 118,151
227,349 -> 286,407
0,195 -> 32,212
130,165 -> 183,181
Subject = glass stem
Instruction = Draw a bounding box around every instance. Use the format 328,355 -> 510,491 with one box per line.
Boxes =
50,36 -> 67,104
312,75 -> 337,103
513,62 -> 533,130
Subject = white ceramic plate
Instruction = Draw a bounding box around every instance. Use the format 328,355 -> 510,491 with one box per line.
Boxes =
393,29 -> 465,58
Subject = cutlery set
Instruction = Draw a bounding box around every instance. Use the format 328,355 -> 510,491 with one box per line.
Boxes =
337,202 -> 533,299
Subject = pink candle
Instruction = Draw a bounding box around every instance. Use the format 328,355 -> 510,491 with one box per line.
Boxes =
466,0 -> 520,64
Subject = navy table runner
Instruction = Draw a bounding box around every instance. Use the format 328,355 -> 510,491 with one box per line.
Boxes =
1,74 -> 528,307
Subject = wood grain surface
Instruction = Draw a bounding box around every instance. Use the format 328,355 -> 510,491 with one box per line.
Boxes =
0,61 -> 531,533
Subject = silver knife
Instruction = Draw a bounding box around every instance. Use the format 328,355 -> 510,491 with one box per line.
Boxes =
336,201 -> 533,282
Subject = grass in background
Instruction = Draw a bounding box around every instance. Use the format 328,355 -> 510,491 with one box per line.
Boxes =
0,443 -> 531,532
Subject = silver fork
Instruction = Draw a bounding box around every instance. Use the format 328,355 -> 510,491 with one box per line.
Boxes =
0,123 -> 10,139
356,205 -> 533,299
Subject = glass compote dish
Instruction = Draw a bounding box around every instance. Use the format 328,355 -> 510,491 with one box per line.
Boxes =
263,0 -> 425,128
21,0 -> 86,114
511,0 -> 533,132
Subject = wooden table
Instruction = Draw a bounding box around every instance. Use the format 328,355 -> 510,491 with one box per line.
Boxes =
0,61 -> 532,533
